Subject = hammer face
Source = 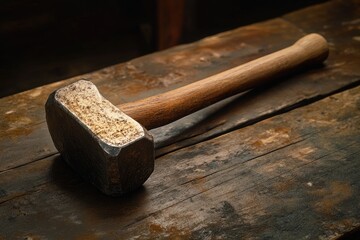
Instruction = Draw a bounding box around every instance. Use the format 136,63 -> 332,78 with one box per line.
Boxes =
45,80 -> 154,195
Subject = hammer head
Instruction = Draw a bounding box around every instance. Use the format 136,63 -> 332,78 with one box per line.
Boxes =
46,80 -> 154,196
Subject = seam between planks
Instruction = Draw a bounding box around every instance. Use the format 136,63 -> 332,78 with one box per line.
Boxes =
0,152 -> 59,175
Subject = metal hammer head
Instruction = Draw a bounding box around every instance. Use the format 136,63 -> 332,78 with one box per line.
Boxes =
45,80 -> 154,196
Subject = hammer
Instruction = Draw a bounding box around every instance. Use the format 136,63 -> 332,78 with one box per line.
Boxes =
46,34 -> 328,196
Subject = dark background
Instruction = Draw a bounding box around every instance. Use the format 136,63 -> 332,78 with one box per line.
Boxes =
0,0 -> 327,97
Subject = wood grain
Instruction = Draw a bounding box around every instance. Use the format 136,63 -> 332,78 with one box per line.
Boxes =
0,0 -> 360,238
120,34 -> 329,129
1,84 -> 359,239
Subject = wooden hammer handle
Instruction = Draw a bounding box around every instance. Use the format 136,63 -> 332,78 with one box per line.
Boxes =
119,33 -> 329,129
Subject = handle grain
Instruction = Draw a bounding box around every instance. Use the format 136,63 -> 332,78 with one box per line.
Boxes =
119,33 -> 329,129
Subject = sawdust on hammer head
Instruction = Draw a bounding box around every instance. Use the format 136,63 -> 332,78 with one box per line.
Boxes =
55,80 -> 144,147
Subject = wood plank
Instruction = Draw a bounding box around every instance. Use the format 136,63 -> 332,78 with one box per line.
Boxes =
1,1 -> 359,238
153,0 -> 360,155
1,82 -> 359,239
1,0 -> 359,173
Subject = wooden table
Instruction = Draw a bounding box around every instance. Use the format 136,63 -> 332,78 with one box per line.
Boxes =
1,0 -> 359,239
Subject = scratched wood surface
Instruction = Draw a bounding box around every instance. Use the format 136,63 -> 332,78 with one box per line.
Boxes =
0,0 -> 360,239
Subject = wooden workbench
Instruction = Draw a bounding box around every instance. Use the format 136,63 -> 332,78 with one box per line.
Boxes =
1,0 -> 359,239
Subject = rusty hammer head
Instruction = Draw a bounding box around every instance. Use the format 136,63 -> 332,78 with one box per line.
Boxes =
46,80 -> 154,196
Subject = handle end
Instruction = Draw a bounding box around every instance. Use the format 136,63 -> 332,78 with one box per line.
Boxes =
294,33 -> 329,64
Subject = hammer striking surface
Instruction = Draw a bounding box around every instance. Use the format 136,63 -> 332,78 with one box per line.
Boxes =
46,34 -> 329,196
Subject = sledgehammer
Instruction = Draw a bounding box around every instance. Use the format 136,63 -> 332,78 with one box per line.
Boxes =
45,34 -> 328,196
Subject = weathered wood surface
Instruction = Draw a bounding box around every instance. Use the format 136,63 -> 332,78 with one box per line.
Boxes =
1,80 -> 360,239
0,0 -> 360,238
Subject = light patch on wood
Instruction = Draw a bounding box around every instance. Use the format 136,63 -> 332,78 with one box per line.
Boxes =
175,150 -> 229,171
307,118 -> 337,125
259,128 -> 290,145
258,161 -> 286,173
341,18 -> 360,25
28,88 -> 42,98
352,36 -> 360,41
290,146 -> 315,162
55,80 -> 144,147
69,213 -> 82,225
8,116 -> 33,128
5,110 -> 14,114
201,34 -> 222,44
